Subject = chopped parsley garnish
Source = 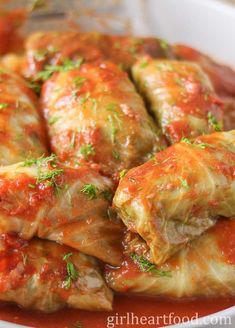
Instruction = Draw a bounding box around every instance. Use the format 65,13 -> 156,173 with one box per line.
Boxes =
181,137 -> 211,149
208,111 -> 222,131
0,103 -> 8,110
174,77 -> 185,87
33,49 -> 48,61
79,143 -> 95,159
119,169 -> 127,179
35,58 -> 84,81
73,76 -> 87,88
130,253 -> 171,277
80,91 -> 90,105
108,115 -> 118,144
139,58 -> 148,68
62,253 -> 79,289
179,177 -> 189,188
21,154 -> 64,193
48,116 -> 61,125
91,98 -> 98,112
36,168 -> 64,191
106,103 -> 118,112
21,153 -> 57,167
181,137 -> 192,145
80,184 -> 98,200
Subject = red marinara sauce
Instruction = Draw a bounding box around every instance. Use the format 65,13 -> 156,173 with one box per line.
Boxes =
0,295 -> 233,328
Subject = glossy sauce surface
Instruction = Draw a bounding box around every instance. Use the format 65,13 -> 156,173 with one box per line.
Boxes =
0,295 -> 234,328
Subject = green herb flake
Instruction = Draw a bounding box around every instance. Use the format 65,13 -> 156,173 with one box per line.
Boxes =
208,111 -> 222,132
48,116 -> 61,125
62,253 -> 79,289
174,77 -> 185,88
27,81 -> 41,95
35,58 -> 84,81
139,58 -> 148,68
160,39 -> 169,51
28,183 -> 36,189
130,253 -> 171,277
106,103 -> 118,112
108,115 -> 118,144
179,177 -> 189,189
91,98 -> 98,112
112,149 -> 120,160
33,49 -> 48,61
119,169 -> 127,179
80,184 -> 98,200
0,103 -> 8,110
195,142 -> 211,149
180,137 -> 211,149
73,76 -> 87,88
21,154 -> 64,194
181,137 -> 192,145
80,91 -> 90,105
79,143 -> 95,159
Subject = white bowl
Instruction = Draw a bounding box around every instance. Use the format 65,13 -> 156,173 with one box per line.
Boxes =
1,0 -> 235,327
125,0 -> 235,68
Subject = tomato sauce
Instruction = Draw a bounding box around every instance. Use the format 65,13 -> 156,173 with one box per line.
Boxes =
0,295 -> 234,328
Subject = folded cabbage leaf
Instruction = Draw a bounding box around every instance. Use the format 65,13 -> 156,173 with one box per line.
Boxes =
114,130 -> 235,265
132,58 -> 223,144
105,219 -> 235,298
0,233 -> 112,312
0,68 -> 48,164
41,61 -> 164,179
173,44 -> 235,97
0,155 -> 123,265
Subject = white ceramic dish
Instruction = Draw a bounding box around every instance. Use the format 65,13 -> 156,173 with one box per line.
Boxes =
1,0 -> 235,327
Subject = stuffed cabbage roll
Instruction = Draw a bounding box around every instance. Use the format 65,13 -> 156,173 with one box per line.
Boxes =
41,61 -> 163,178
114,130 -> 235,265
23,31 -> 173,79
105,219 -> 235,298
174,44 -> 235,97
0,154 -> 123,265
0,233 -> 112,312
0,68 -> 48,165
132,58 -> 223,144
